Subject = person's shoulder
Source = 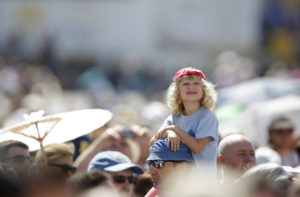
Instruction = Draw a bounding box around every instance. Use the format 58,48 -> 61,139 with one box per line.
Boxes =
171,112 -> 182,119
199,107 -> 217,119
163,113 -> 176,125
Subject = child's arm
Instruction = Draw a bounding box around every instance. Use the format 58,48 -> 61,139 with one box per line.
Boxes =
149,127 -> 169,147
166,130 -> 182,151
166,125 -> 210,154
149,127 -> 184,152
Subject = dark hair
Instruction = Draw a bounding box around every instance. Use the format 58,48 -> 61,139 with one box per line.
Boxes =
69,171 -> 111,193
0,140 -> 29,162
134,173 -> 153,197
0,162 -> 21,197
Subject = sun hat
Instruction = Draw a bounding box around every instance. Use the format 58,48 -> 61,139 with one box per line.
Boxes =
88,151 -> 144,174
268,117 -> 294,131
173,67 -> 207,82
147,138 -> 194,162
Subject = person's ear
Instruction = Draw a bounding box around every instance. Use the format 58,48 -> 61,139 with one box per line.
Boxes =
217,155 -> 225,165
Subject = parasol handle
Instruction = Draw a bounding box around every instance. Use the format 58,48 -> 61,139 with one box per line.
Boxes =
39,141 -> 48,169
35,122 -> 48,169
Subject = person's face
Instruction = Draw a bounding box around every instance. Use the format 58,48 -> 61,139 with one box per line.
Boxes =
269,127 -> 294,149
5,146 -> 32,176
107,139 -> 132,160
102,127 -> 132,159
109,169 -> 135,196
148,160 -> 183,188
178,77 -> 203,104
48,155 -> 76,178
222,140 -> 256,173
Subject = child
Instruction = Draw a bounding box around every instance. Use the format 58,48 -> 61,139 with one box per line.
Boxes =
150,67 -> 219,170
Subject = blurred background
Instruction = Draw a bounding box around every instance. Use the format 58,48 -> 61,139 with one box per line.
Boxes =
0,0 -> 300,146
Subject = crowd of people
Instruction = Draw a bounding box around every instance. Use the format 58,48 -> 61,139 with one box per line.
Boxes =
0,67 -> 300,197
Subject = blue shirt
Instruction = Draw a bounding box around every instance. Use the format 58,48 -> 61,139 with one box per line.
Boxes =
162,107 -> 219,168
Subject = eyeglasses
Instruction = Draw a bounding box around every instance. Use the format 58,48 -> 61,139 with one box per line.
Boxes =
5,155 -> 32,163
272,128 -> 293,135
147,160 -> 183,169
112,175 -> 137,184
48,163 -> 77,174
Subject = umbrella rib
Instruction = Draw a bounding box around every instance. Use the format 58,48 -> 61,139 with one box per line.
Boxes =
10,121 -> 40,140
8,118 -> 62,142
15,132 -> 37,140
42,120 -> 60,140
35,119 -> 61,142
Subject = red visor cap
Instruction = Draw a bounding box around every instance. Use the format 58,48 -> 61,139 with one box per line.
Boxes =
173,67 -> 207,82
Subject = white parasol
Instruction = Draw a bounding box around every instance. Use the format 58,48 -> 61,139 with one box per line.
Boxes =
0,108 -> 113,151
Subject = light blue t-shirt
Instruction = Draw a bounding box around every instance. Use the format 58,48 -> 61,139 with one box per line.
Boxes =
162,107 -> 219,169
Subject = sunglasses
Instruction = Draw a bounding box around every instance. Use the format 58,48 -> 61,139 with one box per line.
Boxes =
147,160 -> 183,169
271,128 -> 293,135
147,160 -> 165,169
5,155 -> 32,163
48,163 -> 77,174
112,175 -> 137,184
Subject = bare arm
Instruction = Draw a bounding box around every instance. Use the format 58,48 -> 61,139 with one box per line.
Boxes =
74,129 -> 122,172
167,125 -> 211,154
149,127 -> 169,147
73,135 -> 107,172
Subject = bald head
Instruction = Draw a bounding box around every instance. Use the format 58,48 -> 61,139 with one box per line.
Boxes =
218,134 -> 256,173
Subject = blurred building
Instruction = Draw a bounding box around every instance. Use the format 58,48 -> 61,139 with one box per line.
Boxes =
0,0 -> 263,76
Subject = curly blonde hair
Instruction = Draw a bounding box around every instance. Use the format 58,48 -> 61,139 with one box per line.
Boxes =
166,73 -> 217,115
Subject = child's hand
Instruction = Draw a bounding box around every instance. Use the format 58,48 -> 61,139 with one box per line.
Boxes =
155,128 -> 167,139
167,130 -> 181,151
150,127 -> 168,148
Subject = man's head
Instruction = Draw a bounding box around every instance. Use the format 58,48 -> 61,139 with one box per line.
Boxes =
236,163 -> 293,197
69,170 -> 115,194
0,140 -> 32,177
147,138 -> 194,188
88,151 -> 144,196
268,117 -> 294,150
218,134 -> 256,174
